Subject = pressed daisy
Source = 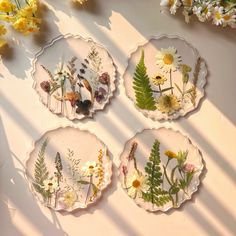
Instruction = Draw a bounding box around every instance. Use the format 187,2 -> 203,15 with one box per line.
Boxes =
157,94 -> 181,114
43,178 -> 59,193
0,0 -> 16,13
82,161 -> 98,177
156,47 -> 181,73
124,171 -> 148,199
160,0 -> 181,14
152,73 -> 167,86
164,150 -> 177,159
61,190 -> 77,208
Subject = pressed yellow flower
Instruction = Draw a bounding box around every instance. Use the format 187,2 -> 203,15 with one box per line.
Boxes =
0,24 -> 7,36
0,0 -> 16,13
12,17 -> 40,34
157,94 -> 181,114
62,190 -> 77,208
0,38 -> 7,48
164,150 -> 177,159
152,73 -> 167,86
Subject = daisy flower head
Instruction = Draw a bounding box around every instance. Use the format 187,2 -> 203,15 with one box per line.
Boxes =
156,47 -> 181,73
212,6 -> 224,26
82,161 -> 98,177
60,190 -> 77,208
157,94 -> 181,114
43,178 -> 59,193
124,171 -> 148,199
160,0 -> 181,14
152,73 -> 167,86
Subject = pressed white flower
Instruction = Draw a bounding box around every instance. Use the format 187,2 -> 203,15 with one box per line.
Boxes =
53,71 -> 69,86
43,178 -> 59,193
222,12 -> 236,27
156,47 -> 181,73
124,171 -> 148,199
152,73 -> 167,86
82,161 -> 98,177
157,94 -> 181,114
212,6 -> 224,26
60,190 -> 77,208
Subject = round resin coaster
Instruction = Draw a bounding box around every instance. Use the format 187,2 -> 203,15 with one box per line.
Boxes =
26,127 -> 112,212
32,34 -> 116,120
119,128 -> 204,212
124,35 -> 207,120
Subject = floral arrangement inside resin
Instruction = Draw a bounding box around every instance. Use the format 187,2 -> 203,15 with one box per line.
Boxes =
119,128 -> 203,212
124,36 -> 207,120
0,0 -> 41,49
26,127 -> 112,212
160,0 -> 236,28
33,36 -> 116,120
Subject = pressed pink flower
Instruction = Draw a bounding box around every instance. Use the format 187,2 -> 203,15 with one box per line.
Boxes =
183,163 -> 195,173
40,81 -> 51,93
99,72 -> 110,85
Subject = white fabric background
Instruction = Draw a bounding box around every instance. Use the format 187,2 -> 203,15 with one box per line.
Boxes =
0,0 -> 236,235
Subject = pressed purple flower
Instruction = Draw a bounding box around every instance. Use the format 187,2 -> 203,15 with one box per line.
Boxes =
40,81 -> 51,93
99,72 -> 110,85
76,100 -> 92,116
122,165 -> 128,176
94,87 -> 107,103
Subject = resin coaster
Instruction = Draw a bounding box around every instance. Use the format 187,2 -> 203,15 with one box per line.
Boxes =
124,35 -> 207,120
119,128 -> 204,212
32,34 -> 116,120
26,127 -> 112,212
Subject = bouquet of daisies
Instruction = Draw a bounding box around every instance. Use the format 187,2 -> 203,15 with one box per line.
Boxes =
160,0 -> 236,28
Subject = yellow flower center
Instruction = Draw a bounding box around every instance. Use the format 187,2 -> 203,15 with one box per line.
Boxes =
155,76 -> 162,80
132,179 -> 141,188
48,183 -> 53,186
215,12 -> 222,20
163,54 -> 174,65
89,165 -> 94,169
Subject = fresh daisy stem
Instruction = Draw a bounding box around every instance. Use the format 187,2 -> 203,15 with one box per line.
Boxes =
85,175 -> 93,204
170,69 -> 173,94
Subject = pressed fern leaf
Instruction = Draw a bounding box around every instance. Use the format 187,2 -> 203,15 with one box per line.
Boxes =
33,139 -> 49,199
142,139 -> 171,206
133,51 -> 156,111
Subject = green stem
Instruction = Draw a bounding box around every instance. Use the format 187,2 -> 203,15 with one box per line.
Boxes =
85,175 -> 93,204
158,84 -> 162,96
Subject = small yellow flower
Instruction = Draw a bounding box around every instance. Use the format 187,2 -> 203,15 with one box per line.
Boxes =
62,191 -> 77,208
0,0 -> 16,13
164,150 -> 177,159
157,94 -> 181,114
152,73 -> 167,86
0,24 -> 7,36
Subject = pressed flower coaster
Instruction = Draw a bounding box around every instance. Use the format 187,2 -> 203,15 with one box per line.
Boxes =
119,128 -> 204,212
124,35 -> 207,120
32,34 -> 116,120
25,127 -> 112,212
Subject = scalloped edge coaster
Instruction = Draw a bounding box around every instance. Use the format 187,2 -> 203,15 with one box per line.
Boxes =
25,126 -> 112,213
123,35 -> 207,121
32,34 -> 117,121
119,127 -> 204,212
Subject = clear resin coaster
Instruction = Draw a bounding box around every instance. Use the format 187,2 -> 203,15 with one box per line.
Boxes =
119,128 -> 204,212
32,34 -> 116,120
124,35 -> 207,120
26,127 -> 112,212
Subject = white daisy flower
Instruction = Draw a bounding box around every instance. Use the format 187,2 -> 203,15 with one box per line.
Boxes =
156,47 -> 181,73
82,161 -> 98,177
160,0 -> 181,15
212,6 -> 224,26
43,178 -> 59,193
124,171 -> 149,199
59,190 -> 78,209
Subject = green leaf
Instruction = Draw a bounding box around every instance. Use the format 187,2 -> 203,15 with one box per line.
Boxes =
142,139 -> 171,206
133,51 -> 156,111
33,139 -> 49,199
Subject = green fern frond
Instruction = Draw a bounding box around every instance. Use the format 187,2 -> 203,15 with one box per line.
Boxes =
142,139 -> 171,206
33,138 -> 49,199
133,51 -> 156,111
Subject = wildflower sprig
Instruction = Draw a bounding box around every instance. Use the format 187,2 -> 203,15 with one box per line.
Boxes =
0,0 -> 41,49
160,0 -> 236,28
